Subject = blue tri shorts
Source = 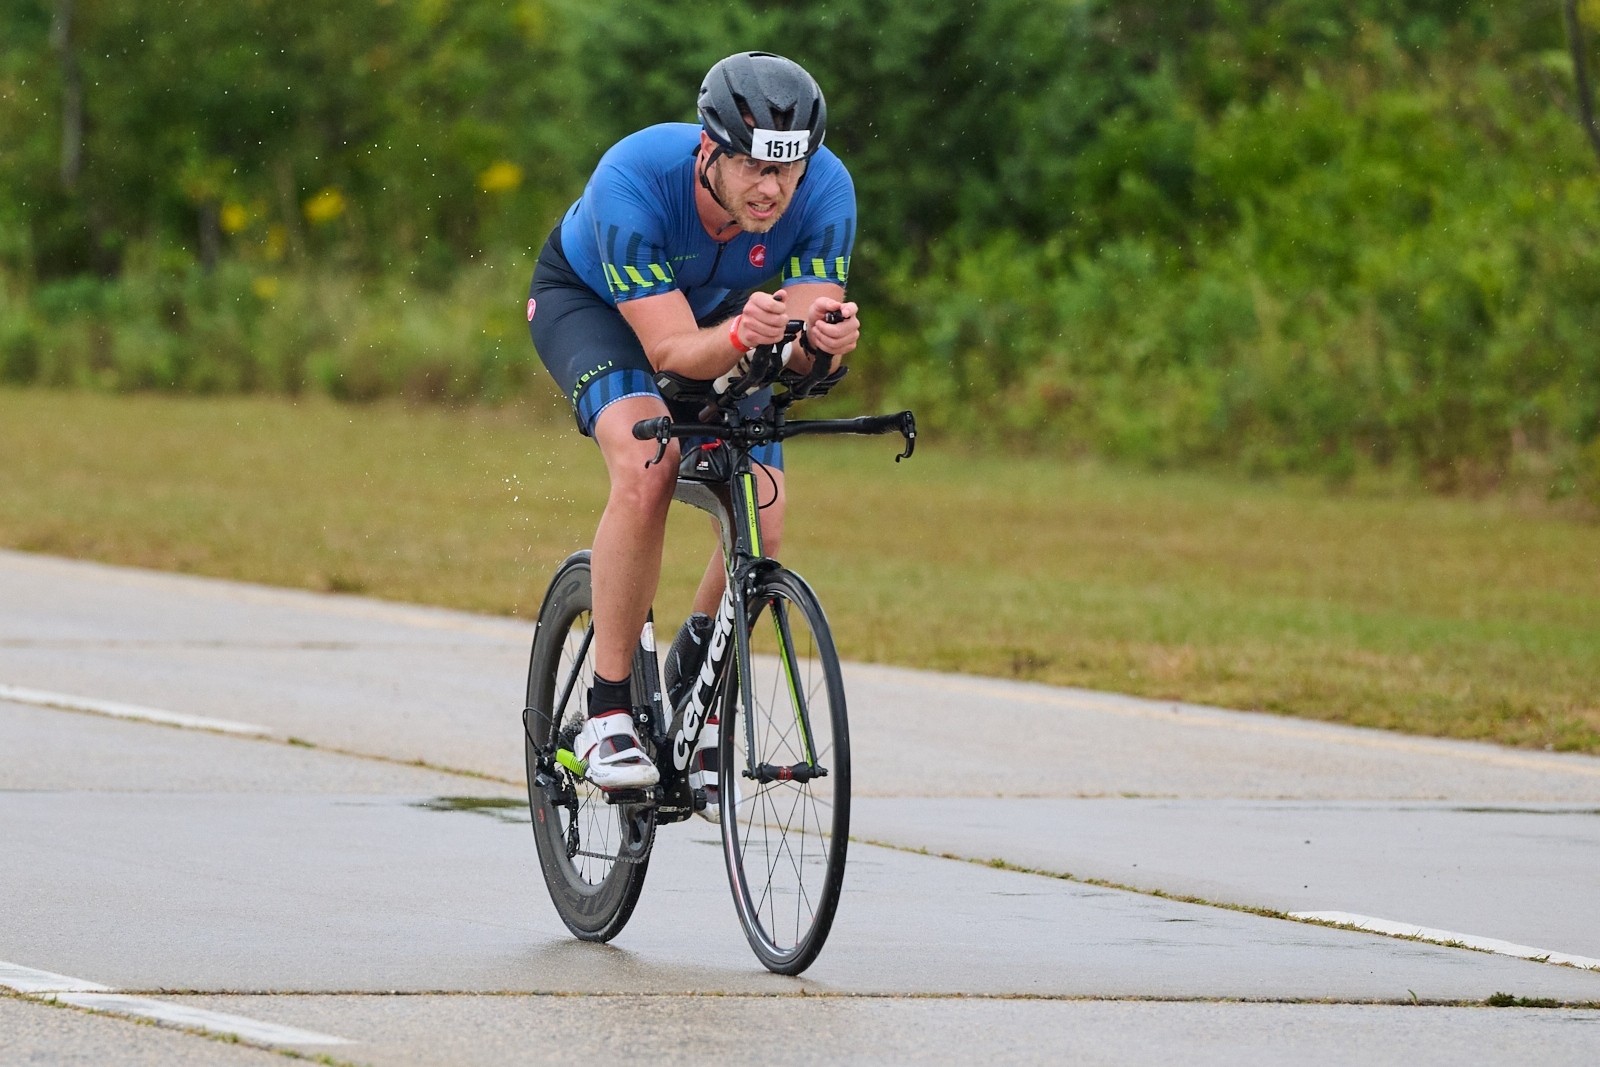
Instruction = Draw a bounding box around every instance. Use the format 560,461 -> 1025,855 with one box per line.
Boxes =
526,227 -> 783,470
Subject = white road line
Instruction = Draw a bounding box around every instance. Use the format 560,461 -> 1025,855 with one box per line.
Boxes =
0,960 -> 111,993
52,993 -> 353,1046
0,961 -> 351,1046
1289,911 -> 1600,970
0,683 -> 271,736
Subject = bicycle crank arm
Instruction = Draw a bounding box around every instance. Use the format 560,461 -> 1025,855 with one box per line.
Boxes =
600,788 -> 655,807
746,761 -> 830,784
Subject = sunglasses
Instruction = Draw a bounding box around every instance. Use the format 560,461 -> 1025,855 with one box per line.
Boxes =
725,154 -> 807,182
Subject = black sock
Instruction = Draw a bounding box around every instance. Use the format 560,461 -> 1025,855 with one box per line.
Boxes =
590,673 -> 632,716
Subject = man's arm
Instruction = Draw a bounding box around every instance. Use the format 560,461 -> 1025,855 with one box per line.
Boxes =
618,285 -> 855,379
780,281 -> 859,373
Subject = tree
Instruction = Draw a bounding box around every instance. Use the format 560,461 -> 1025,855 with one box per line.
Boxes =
1562,0 -> 1600,166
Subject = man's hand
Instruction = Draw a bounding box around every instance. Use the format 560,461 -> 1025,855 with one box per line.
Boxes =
617,288 -> 786,381
803,297 -> 859,372
735,290 -> 793,348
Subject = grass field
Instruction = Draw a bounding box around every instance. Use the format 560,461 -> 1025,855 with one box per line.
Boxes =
2,389 -> 1596,754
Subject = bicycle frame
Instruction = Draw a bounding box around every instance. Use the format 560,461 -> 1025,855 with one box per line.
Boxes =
531,325 -> 915,822
666,445 -> 803,791
525,318 -> 913,970
528,442 -> 775,822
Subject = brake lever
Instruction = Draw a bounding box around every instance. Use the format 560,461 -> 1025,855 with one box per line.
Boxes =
643,424 -> 671,469
895,411 -> 917,463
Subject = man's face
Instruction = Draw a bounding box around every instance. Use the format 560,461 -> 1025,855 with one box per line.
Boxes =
707,147 -> 806,235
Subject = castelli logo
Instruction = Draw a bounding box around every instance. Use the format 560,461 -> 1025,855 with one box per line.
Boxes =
526,298 -> 537,321
748,244 -> 767,269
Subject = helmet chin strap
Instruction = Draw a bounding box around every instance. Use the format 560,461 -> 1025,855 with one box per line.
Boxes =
698,145 -> 742,238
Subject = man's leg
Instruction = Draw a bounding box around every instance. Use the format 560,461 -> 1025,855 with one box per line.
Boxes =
689,467 -> 786,615
590,394 -> 682,681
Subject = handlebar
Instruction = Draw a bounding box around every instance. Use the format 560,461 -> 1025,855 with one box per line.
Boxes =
632,416 -> 672,441
783,413 -> 915,441
705,319 -> 804,418
695,309 -> 849,420
636,307 -> 904,467
633,409 -> 917,463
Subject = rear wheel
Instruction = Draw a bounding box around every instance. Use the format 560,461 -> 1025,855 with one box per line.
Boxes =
525,551 -> 654,942
720,567 -> 850,974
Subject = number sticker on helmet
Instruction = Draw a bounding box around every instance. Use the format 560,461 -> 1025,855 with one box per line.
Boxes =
751,129 -> 808,162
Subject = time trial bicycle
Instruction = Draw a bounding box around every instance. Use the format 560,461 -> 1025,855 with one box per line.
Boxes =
521,318 -> 915,974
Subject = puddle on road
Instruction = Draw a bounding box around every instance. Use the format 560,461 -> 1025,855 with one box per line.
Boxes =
412,795 -> 530,824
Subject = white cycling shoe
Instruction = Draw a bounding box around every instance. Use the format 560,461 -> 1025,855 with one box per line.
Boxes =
574,709 -> 660,791
689,712 -> 736,822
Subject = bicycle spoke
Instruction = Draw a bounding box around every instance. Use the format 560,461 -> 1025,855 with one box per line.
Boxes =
527,555 -> 652,945
550,611 -> 625,887
726,575 -> 846,969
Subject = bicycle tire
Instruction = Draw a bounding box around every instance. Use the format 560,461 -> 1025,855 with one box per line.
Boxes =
524,550 -> 654,942
720,566 -> 850,974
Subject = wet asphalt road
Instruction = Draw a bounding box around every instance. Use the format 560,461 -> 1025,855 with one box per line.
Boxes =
2,548 -> 1598,1065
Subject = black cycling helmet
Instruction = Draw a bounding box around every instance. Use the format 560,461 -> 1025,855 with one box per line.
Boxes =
698,52 -> 827,162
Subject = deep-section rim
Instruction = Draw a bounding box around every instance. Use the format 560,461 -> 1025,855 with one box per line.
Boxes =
525,550 -> 652,942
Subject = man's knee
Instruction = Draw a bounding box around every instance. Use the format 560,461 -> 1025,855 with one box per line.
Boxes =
593,394 -> 680,515
608,446 -> 680,514
758,474 -> 786,554
761,517 -> 784,556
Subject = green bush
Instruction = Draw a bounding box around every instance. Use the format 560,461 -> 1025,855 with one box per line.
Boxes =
2,0 -> 1598,488
8,252 -> 550,409
844,49 -> 1600,482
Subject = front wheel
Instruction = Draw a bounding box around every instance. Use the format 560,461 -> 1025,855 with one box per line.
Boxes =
720,567 -> 850,975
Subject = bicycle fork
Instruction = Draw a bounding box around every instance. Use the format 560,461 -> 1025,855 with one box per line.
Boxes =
727,467 -> 826,783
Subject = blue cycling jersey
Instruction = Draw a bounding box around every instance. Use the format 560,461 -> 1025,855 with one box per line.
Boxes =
558,123 -> 857,320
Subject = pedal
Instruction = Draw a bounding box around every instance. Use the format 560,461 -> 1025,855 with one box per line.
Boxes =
602,788 -> 651,806
651,775 -> 697,823
691,787 -> 708,812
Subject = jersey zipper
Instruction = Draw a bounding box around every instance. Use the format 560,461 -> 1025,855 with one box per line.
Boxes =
704,240 -> 728,288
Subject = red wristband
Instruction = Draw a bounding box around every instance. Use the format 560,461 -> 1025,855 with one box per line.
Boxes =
728,314 -> 746,353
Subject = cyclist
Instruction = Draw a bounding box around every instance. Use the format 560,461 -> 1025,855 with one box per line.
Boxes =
526,52 -> 859,817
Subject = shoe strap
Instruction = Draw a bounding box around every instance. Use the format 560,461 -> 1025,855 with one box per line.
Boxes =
582,711 -> 649,766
